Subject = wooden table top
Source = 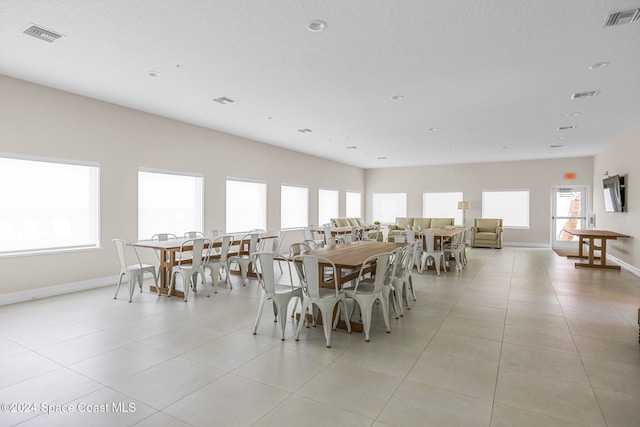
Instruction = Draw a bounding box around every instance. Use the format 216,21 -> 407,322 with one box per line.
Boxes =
304,241 -> 406,269
562,229 -> 630,238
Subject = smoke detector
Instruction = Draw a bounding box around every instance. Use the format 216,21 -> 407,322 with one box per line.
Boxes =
603,9 -> 640,27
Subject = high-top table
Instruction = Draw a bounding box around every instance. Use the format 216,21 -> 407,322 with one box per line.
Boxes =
562,228 -> 630,270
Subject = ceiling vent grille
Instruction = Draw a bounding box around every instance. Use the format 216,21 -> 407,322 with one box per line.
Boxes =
213,97 -> 234,104
23,25 -> 62,42
571,90 -> 598,99
603,9 -> 640,27
558,126 -> 576,131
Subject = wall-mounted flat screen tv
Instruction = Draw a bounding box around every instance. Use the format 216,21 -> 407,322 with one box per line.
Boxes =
603,175 -> 625,212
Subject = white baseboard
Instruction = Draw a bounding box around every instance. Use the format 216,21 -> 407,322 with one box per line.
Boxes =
0,276 -> 116,306
608,254 -> 640,278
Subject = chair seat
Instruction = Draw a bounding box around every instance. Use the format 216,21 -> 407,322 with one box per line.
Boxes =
273,283 -> 302,296
475,232 -> 497,239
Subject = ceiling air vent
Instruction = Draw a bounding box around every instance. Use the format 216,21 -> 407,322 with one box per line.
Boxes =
23,25 -> 62,42
571,90 -> 598,99
603,9 -> 640,27
213,97 -> 234,104
558,126 -> 576,131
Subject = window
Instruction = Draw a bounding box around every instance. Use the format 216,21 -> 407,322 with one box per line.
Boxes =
346,191 -> 362,218
372,192 -> 406,223
139,170 -> 204,239
0,155 -> 99,255
281,185 -> 308,229
482,190 -> 530,228
226,179 -> 267,233
423,192 -> 463,224
318,189 -> 339,226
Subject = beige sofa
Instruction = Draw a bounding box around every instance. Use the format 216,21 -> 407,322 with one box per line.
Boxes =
387,217 -> 455,239
330,217 -> 364,227
330,218 -> 382,241
470,218 -> 503,248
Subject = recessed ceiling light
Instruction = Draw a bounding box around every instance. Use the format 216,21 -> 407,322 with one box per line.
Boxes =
298,128 -> 312,133
307,20 -> 327,32
377,156 -> 387,160
589,62 -> 609,70
550,144 -> 564,148
391,95 -> 404,100
147,71 -> 162,77
429,128 -> 438,131
566,112 -> 581,117
346,146 -> 357,149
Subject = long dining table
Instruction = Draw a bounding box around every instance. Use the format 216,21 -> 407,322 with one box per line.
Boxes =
299,240 -> 407,332
132,233 -> 277,297
417,227 -> 466,272
304,240 -> 407,288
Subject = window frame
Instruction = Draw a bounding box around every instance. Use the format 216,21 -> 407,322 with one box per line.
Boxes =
138,168 -> 204,240
225,178 -> 267,234
481,189 -> 530,229
422,191 -> 464,225
345,191 -> 362,219
281,184 -> 309,229
371,192 -> 407,224
318,188 -> 339,226
0,153 -> 100,257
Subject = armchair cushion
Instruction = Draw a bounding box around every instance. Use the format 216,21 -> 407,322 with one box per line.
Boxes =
331,218 -> 351,227
347,218 -> 360,226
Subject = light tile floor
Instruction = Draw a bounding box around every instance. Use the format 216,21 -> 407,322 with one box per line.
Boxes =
1,247 -> 639,426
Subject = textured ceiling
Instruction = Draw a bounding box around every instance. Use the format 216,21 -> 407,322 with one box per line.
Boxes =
1,0 -> 639,168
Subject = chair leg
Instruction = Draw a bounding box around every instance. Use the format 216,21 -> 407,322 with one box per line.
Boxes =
275,298 -> 289,341
128,276 -> 135,303
114,273 -> 125,299
320,305 -> 334,347
253,295 -> 268,335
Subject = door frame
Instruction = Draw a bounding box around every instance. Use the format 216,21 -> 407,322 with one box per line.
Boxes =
551,185 -> 589,249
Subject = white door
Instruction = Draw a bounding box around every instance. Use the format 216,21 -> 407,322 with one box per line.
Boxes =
551,186 -> 588,249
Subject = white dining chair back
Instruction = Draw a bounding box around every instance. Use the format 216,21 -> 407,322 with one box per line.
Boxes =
184,231 -> 206,238
204,234 -> 235,293
344,252 -> 392,341
251,251 -> 303,340
420,231 -> 445,275
293,255 -> 351,347
228,232 -> 261,285
168,237 -> 211,301
151,233 -> 177,241
112,239 -> 158,302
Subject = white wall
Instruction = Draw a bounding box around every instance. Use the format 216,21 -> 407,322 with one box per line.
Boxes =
365,157 -> 594,246
0,75 -> 364,296
593,123 -> 640,269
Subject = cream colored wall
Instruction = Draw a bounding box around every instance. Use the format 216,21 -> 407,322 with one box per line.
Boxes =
0,75 -> 364,295
365,157 -> 594,246
593,123 -> 640,269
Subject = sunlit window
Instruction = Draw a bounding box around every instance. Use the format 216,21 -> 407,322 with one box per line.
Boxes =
318,189 -> 339,226
281,185 -> 308,229
346,191 -> 362,218
225,179 -> 267,233
423,192 -> 463,224
372,193 -> 407,223
0,155 -> 99,255
139,170 -> 204,239
482,190 -> 529,228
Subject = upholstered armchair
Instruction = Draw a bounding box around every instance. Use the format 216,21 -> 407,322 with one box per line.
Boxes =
470,218 -> 503,248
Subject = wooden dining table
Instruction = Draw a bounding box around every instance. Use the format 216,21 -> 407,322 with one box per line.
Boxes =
299,240 -> 407,332
417,227 -> 466,271
304,240 -> 407,288
132,233 -> 277,297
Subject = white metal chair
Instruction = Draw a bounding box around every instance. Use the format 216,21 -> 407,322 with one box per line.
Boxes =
389,242 -> 417,318
228,232 -> 261,285
444,229 -> 465,272
294,255 -> 351,347
344,252 -> 392,341
303,226 -> 324,247
168,237 -> 210,301
251,252 -> 303,340
151,233 -> 178,241
184,231 -> 206,238
420,231 -> 445,275
112,239 -> 158,302
203,235 -> 235,293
